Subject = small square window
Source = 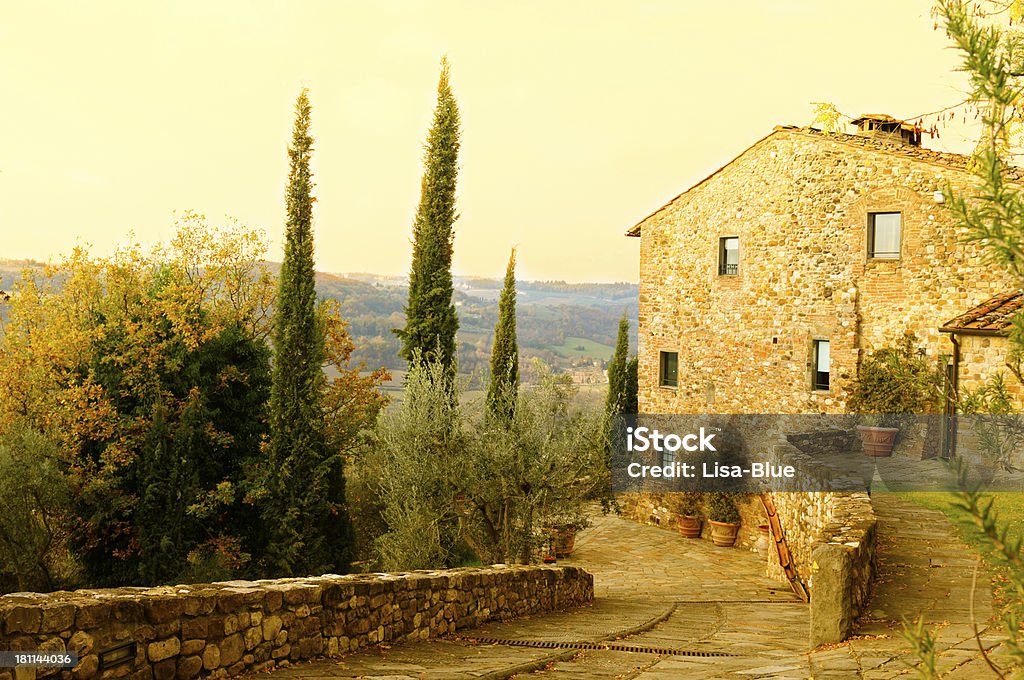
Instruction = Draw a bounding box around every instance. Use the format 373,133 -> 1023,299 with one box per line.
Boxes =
661,449 -> 676,467
719,237 -> 739,275
659,351 -> 678,388
813,340 -> 830,391
868,212 -> 900,259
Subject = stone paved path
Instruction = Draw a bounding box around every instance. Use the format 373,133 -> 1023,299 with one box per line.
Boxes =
254,493 -> 1008,679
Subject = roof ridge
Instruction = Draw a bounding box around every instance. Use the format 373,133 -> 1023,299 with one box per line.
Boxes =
626,125 -> 1024,238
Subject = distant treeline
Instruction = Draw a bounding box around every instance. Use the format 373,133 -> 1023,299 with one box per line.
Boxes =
319,275 -> 638,378
2,262 -> 638,379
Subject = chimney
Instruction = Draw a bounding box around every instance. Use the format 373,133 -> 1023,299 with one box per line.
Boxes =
850,114 -> 921,147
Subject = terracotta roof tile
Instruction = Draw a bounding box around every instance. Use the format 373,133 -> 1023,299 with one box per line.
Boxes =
941,290 -> 1024,335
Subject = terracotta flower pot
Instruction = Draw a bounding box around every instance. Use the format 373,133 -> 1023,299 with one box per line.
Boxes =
708,520 -> 740,547
856,425 -> 899,457
755,524 -> 771,556
677,515 -> 702,539
545,527 -> 577,557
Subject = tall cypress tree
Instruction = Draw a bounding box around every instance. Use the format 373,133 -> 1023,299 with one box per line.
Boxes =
485,249 -> 519,423
624,356 -> 639,415
263,90 -> 352,576
397,58 -> 461,373
605,316 -> 630,422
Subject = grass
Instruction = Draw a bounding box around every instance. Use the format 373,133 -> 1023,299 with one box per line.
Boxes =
552,336 -> 615,360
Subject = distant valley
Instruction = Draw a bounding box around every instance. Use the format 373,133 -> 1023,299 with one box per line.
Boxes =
0,260 -> 638,385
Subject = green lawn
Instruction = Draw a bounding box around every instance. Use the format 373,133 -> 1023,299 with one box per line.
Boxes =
553,336 -> 615,360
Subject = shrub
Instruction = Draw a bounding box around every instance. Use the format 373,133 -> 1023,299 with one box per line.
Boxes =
0,423 -> 78,594
706,493 -> 741,524
848,333 -> 944,427
365,357 -> 605,569
674,493 -> 704,518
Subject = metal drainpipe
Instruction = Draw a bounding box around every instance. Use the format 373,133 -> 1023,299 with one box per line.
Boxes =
950,333 -> 961,399
948,333 -> 961,459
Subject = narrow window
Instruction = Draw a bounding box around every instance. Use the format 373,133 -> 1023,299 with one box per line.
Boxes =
661,448 -> 676,467
718,237 -> 739,275
659,351 -> 678,388
813,340 -> 830,391
868,212 -> 901,259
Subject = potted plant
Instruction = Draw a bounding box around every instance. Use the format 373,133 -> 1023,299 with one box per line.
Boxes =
542,517 -> 590,558
848,333 -> 944,457
706,493 -> 741,547
675,493 -> 703,538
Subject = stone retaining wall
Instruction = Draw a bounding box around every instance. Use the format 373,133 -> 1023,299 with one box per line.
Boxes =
764,439 -> 878,646
0,565 -> 593,680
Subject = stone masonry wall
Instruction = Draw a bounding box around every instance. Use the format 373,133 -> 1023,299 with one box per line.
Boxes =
763,440 -> 877,620
618,492 -> 765,551
0,566 -> 593,680
635,127 -> 1018,416
957,334 -> 1021,403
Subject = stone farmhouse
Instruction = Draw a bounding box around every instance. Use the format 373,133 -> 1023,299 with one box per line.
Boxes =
622,115 -> 1024,640
626,115 -> 1022,417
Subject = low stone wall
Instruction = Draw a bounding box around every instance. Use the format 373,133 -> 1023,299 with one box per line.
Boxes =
807,492 -> 877,647
764,438 -> 878,646
0,565 -> 593,680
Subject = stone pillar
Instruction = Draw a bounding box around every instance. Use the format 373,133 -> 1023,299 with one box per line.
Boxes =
809,543 -> 852,647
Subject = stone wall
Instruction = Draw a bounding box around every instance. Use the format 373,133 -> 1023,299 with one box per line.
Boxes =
956,333 -> 1021,404
765,488 -> 876,626
0,566 -> 593,680
618,492 -> 765,550
634,126 -> 1018,416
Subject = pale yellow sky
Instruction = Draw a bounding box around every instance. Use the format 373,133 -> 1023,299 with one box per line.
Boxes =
0,1 -> 975,283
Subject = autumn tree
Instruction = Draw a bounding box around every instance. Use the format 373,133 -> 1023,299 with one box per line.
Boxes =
485,249 -> 519,424
0,214 -> 278,588
396,58 -> 462,376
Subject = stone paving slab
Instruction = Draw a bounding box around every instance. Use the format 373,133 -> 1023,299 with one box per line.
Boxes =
457,598 -> 670,644
259,640 -> 554,680
563,513 -> 798,603
251,492 -> 1007,679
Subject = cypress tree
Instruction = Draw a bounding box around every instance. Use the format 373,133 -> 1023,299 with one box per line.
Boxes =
263,90 -> 353,576
485,249 -> 519,423
605,316 -> 630,422
624,356 -> 639,415
397,58 -> 461,374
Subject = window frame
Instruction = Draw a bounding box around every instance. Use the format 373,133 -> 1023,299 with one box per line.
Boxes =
659,351 -> 679,388
812,339 -> 830,392
718,236 -> 739,276
867,212 -> 901,260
